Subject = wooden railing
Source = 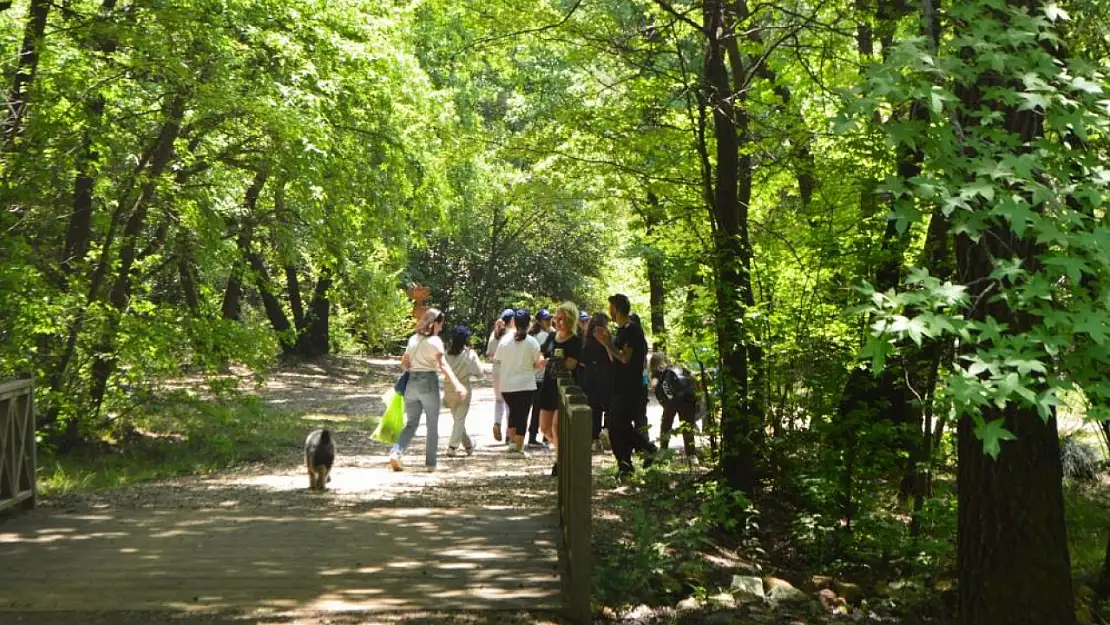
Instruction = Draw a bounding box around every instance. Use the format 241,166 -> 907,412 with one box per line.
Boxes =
0,378 -> 36,514
556,370 -> 592,625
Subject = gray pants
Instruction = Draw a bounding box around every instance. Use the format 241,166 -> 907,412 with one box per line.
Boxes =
449,397 -> 474,450
392,371 -> 440,468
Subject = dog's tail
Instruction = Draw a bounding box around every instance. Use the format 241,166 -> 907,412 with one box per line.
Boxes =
318,429 -> 332,446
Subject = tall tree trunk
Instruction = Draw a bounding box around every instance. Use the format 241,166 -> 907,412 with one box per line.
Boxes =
62,0 -> 120,279
833,0 -> 935,530
64,95 -> 104,279
295,268 -> 332,358
221,271 -> 242,321
703,0 -> 757,494
954,1 -> 1072,622
644,192 -> 666,351
1,0 -> 50,152
233,171 -> 295,355
178,233 -> 200,316
273,181 -> 305,331
87,93 -> 188,424
285,265 -> 305,331
39,89 -> 183,434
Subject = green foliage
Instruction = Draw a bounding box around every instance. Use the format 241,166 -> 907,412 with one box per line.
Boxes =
849,0 -> 1110,457
0,0 -> 456,443
593,468 -> 753,611
1065,484 -> 1110,579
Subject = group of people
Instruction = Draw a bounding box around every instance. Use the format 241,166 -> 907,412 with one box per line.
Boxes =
386,294 -> 703,481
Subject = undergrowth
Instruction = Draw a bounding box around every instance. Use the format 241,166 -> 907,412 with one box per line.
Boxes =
37,388 -> 363,496
592,457 -> 755,614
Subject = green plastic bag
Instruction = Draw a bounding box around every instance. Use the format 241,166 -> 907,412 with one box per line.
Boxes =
371,389 -> 405,445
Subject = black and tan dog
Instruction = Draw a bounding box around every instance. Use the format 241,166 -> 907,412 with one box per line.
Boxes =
304,429 -> 336,490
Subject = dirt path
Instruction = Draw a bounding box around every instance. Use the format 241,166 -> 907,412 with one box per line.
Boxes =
0,358 -> 590,625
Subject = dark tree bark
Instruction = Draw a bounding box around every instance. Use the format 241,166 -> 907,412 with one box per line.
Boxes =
285,265 -> 305,331
233,171 -> 295,355
87,93 -> 188,423
221,271 -> 243,321
178,235 -> 200,317
243,237 -> 293,354
65,99 -> 103,278
644,192 -> 666,351
954,1 -> 1073,622
62,0 -> 120,279
701,0 -> 758,494
2,0 -> 50,151
273,181 -> 305,331
295,268 -> 332,358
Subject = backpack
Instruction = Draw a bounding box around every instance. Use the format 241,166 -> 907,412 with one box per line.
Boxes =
659,367 -> 696,402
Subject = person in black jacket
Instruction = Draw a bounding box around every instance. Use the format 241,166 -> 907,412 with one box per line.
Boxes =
593,294 -> 658,479
581,312 -> 613,449
649,353 -> 699,456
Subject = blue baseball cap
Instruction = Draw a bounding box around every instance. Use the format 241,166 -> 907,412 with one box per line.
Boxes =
500,308 -> 515,321
514,308 -> 531,326
453,325 -> 472,341
537,309 -> 552,320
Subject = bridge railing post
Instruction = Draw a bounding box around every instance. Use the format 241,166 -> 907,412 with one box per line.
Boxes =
556,370 -> 591,625
0,378 -> 36,514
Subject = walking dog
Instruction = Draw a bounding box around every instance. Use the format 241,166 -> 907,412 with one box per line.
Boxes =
304,429 -> 336,490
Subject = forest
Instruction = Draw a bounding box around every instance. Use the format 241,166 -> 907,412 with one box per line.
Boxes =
1,0 -> 1109,623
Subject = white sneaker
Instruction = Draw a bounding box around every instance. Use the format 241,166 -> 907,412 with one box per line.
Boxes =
446,447 -> 457,457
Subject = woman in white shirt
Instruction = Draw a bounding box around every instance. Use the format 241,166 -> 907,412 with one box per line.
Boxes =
390,308 -> 467,472
494,309 -> 546,452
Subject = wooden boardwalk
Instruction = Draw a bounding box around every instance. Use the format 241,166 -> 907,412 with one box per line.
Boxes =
0,505 -> 560,616
0,373 -> 593,623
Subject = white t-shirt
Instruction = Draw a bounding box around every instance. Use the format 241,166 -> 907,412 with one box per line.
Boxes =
495,333 -> 541,393
406,334 -> 444,372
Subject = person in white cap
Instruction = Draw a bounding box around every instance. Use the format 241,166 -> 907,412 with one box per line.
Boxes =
495,309 -> 545,452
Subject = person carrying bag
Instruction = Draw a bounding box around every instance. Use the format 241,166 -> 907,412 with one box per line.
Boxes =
387,308 -> 466,472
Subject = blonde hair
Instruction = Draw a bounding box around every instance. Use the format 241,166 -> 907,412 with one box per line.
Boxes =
415,308 -> 444,336
555,301 -> 579,335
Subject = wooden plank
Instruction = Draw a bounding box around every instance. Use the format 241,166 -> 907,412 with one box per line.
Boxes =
554,372 -> 593,625
1,397 -> 12,501
566,404 -> 592,625
0,490 -> 31,513
0,378 -> 32,401
0,381 -> 34,512
25,389 -> 36,508
0,506 -> 562,613
16,392 -> 34,503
